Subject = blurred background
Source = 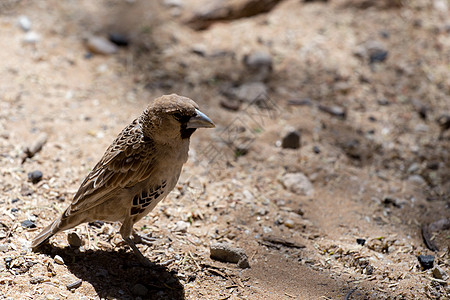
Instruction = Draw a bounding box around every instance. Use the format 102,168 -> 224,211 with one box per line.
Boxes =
0,0 -> 449,299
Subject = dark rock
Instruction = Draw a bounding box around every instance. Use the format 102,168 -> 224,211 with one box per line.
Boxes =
132,283 -> 149,296
383,197 -> 402,208
4,257 -> 12,269
210,242 -> 250,268
282,130 -> 301,149
354,40 -> 388,64
369,49 -> 388,63
108,33 -> 129,47
11,198 -> 20,204
437,114 -> 450,131
313,146 -> 321,154
356,238 -> 366,245
377,98 -> 390,106
88,221 -> 104,228
21,220 -> 36,229
11,208 -> 19,213
28,170 -> 43,184
365,264 -> 374,275
67,232 -> 83,248
418,254 -> 434,270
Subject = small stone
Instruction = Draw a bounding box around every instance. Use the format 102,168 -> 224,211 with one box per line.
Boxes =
132,284 -> 148,296
437,114 -> 450,132
356,238 -> 366,245
23,31 -> 41,44
174,221 -> 190,233
4,257 -> 12,269
54,255 -> 64,265
418,254 -> 434,270
18,15 -> 31,32
220,98 -> 241,111
281,173 -> 314,196
282,130 -> 301,149
28,170 -> 43,184
318,104 -> 347,119
354,40 -> 388,64
210,243 -> 250,268
86,36 -> 118,55
21,220 -> 36,229
108,33 -> 129,47
234,82 -> 268,103
67,232 -> 83,248
30,276 -> 46,284
0,244 -> 8,252
284,219 -> 295,228
313,146 -> 321,154
377,98 -> 390,106
243,50 -> 273,81
365,265 -> 374,275
432,266 -> 448,280
66,279 -> 82,290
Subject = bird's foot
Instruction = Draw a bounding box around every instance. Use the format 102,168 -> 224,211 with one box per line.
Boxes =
124,236 -> 152,267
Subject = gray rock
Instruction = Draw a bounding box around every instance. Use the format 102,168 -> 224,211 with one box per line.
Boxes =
18,15 -> 31,32
132,283 -> 148,296
30,276 -> 46,284
86,36 -> 118,55
66,279 -> 82,290
281,173 -> 314,196
282,130 -> 301,149
210,242 -> 250,268
243,50 -> 273,81
234,82 -> 268,103
28,170 -> 43,184
354,40 -> 388,64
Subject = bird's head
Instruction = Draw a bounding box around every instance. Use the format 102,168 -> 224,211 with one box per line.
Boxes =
141,94 -> 215,142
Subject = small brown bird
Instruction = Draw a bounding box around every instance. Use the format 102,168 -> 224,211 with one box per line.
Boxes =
32,94 -> 215,265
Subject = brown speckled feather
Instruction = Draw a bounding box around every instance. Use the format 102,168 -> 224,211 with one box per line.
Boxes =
70,119 -> 155,214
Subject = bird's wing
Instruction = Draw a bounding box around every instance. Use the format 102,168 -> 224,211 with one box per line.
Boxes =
69,119 -> 156,214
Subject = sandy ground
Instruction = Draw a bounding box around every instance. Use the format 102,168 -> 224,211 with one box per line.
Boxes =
0,0 -> 449,299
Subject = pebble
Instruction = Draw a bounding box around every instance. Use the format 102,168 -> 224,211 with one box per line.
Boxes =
432,266 -> 448,280
0,244 -> 8,252
132,283 -> 148,296
173,220 -> 190,232
23,31 -> 41,44
108,33 -> 129,47
30,276 -> 46,284
18,15 -> 31,32
234,82 -> 268,103
210,242 -> 250,268
356,238 -> 366,245
67,232 -> 83,248
66,279 -> 82,290
281,173 -> 314,196
243,50 -> 273,81
54,255 -> 64,265
281,130 -> 301,149
86,36 -> 118,55
354,40 -> 388,64
284,219 -> 295,228
318,104 -> 347,119
28,170 -> 43,184
418,254 -> 434,270
313,146 -> 321,154
21,219 -> 36,229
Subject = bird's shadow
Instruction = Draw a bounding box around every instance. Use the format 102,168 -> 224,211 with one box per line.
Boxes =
36,244 -> 185,300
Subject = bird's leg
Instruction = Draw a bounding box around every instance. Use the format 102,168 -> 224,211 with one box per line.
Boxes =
120,219 -> 152,266
132,230 -> 157,246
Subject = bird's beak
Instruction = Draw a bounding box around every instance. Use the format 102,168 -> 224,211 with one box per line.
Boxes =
187,109 -> 215,129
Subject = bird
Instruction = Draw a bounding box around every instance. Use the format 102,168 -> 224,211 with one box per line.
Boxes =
32,94 -> 215,265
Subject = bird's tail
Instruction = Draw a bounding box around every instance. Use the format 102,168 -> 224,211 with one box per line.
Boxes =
31,217 -> 62,248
